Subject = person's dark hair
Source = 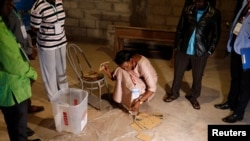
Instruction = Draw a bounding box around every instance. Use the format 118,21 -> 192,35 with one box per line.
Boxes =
114,50 -> 136,65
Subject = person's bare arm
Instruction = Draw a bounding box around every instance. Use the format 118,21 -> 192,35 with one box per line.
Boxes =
130,90 -> 154,112
103,65 -> 116,81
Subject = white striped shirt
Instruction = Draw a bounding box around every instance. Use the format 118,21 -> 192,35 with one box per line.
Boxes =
30,0 -> 67,49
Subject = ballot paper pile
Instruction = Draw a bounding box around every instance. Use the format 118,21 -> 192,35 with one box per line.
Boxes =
130,112 -> 164,141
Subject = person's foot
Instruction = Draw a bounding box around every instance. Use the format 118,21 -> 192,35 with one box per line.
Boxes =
28,105 -> 45,114
185,96 -> 200,110
222,114 -> 243,123
27,127 -> 35,137
214,102 -> 230,110
163,94 -> 179,102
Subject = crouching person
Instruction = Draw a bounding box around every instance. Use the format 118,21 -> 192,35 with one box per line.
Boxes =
103,49 -> 158,113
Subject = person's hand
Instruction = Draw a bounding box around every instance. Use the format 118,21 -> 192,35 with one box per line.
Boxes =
102,64 -> 115,80
130,100 -> 140,113
103,64 -> 110,74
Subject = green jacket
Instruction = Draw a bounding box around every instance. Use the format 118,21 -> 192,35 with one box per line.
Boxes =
0,16 -> 37,106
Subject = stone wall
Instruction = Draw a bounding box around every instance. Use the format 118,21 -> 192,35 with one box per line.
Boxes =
64,0 -> 237,57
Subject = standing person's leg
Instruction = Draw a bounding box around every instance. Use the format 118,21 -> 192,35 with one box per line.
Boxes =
1,98 -> 28,141
215,51 -> 242,110
190,54 -> 208,99
235,70 -> 250,115
227,51 -> 242,109
172,52 -> 190,96
164,51 -> 190,102
186,54 -> 208,109
27,98 -> 44,137
222,69 -> 250,123
37,47 -> 57,100
55,45 -> 68,90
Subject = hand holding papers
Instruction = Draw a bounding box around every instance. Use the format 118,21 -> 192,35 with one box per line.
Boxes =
99,61 -> 109,71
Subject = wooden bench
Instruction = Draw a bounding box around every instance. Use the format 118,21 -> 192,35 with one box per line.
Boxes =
113,25 -> 176,55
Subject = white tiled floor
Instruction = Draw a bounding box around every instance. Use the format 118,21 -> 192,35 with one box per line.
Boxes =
1,41 -> 249,141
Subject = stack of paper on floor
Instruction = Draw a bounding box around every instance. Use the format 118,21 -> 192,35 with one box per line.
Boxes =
130,112 -> 164,141
134,113 -> 162,130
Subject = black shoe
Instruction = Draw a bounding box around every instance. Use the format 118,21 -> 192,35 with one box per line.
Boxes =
185,96 -> 200,110
222,114 -> 243,123
214,102 -> 230,110
27,127 -> 35,137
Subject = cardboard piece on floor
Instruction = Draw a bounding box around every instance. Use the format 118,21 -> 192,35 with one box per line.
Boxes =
130,122 -> 143,132
130,112 -> 164,140
134,112 -> 162,129
136,133 -> 152,141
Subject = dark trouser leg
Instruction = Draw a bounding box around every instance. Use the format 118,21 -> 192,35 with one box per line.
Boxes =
190,54 -> 208,98
227,51 -> 242,109
27,98 -> 32,109
234,69 -> 250,117
1,99 -> 28,141
171,51 -> 191,97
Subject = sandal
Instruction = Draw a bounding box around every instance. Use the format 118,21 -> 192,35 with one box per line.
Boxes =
28,105 -> 45,113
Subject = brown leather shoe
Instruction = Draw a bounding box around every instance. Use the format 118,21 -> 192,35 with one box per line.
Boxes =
163,95 -> 178,102
185,96 -> 200,110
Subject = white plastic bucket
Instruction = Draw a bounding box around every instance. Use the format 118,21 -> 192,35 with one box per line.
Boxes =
51,88 -> 88,134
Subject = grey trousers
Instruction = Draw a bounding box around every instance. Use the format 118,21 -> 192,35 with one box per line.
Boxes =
38,45 -> 68,100
171,51 -> 209,99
